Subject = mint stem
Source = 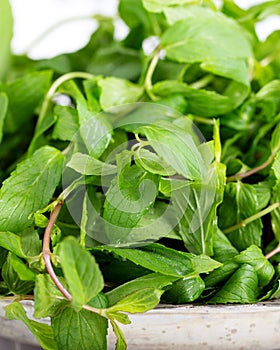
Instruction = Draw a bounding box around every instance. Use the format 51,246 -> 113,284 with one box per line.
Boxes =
42,201 -> 72,301
227,153 -> 275,182
223,202 -> 280,234
144,46 -> 161,101
43,201 -> 107,316
265,245 -> 280,260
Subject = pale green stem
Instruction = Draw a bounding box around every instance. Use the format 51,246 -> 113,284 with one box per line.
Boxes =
58,176 -> 85,201
36,71 -> 94,133
144,47 -> 161,101
260,49 -> 280,67
189,74 -> 214,89
223,202 -> 280,234
192,115 -> 215,125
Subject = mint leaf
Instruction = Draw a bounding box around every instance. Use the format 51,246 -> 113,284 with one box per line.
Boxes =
103,162 -> 159,244
58,236 -> 104,310
134,147 -> 176,176
0,146 -> 64,232
2,253 -> 34,294
140,121 -> 206,180
67,152 -> 117,176
98,77 -> 143,110
34,274 -> 68,318
163,276 -> 205,303
272,151 -> 280,180
108,288 -> 163,314
152,80 -> 234,117
161,6 -> 252,84
212,229 -> 239,262
0,0 -> 13,80
142,0 -> 197,13
96,243 -> 195,277
219,182 -> 263,251
204,261 -> 239,288
0,92 -> 8,143
106,272 -> 178,306
52,302 -> 108,350
209,264 -> 259,304
6,302 -> 58,350
0,231 -> 27,258
110,319 -> 127,350
190,254 -> 222,274
271,117 -> 280,154
271,181 -> 280,241
79,111 -> 112,159
4,71 -> 53,133
174,162 -> 225,255
9,253 -> 36,281
52,105 -> 79,141
234,245 -> 274,287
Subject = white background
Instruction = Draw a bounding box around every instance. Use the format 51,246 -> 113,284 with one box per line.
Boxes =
9,0 -> 280,59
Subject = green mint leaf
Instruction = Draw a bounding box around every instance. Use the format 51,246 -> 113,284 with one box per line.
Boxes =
98,77 -> 143,110
110,319 -> 127,350
163,276 -> 205,303
2,253 -> 34,294
0,0 -> 13,80
0,92 -> 8,143
174,162 -> 225,255
272,151 -> 280,180
52,105 -> 79,141
52,303 -> 108,350
6,302 -> 58,350
57,236 -> 104,310
108,311 -> 131,325
140,121 -> 206,180
271,182 -> 280,241
67,152 -> 117,176
79,111 -> 112,159
108,287 -> 163,314
161,6 -> 252,85
0,231 -> 27,258
209,264 -> 259,304
219,182 -> 263,251
20,228 -> 42,258
119,0 -> 154,38
134,147 -> 176,176
34,274 -> 68,318
88,46 -> 142,81
271,122 -> 280,155
253,181 -> 272,211
234,245 -> 274,287
212,229 -> 239,262
96,243 -> 195,277
152,80 -> 234,117
142,0 -> 196,13
9,253 -> 36,281
190,254 -> 222,274
129,201 -> 179,243
204,261 -> 239,288
103,162 -> 159,245
4,71 -> 53,133
0,146 -> 64,232
106,272 -> 178,306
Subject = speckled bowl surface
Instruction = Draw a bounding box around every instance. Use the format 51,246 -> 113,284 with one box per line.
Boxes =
1,300 -> 280,349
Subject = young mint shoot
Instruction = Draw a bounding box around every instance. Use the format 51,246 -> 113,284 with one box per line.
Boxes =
1,1 -> 280,349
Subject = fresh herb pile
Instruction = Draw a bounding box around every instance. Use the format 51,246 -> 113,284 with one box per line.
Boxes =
1,0 -> 280,349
